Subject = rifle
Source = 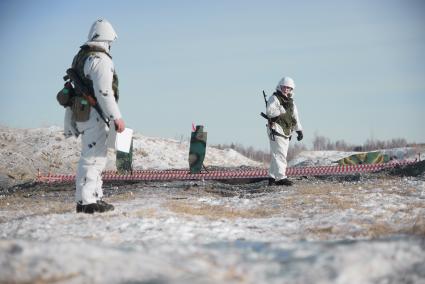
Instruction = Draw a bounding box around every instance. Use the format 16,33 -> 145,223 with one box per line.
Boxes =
261,90 -> 276,141
260,91 -> 289,140
64,68 -> 109,126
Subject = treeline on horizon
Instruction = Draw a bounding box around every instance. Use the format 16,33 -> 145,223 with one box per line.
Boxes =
213,135 -> 423,164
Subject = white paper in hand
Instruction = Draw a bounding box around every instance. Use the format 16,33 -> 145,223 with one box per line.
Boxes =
116,128 -> 133,153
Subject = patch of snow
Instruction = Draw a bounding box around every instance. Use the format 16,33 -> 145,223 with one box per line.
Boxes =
289,150 -> 359,167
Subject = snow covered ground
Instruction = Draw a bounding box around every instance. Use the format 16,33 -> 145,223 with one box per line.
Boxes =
1,177 -> 424,284
1,126 -> 425,283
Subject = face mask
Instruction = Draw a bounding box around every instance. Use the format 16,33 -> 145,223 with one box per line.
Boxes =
281,86 -> 293,96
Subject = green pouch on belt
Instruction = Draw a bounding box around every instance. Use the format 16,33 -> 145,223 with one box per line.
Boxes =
72,96 -> 91,122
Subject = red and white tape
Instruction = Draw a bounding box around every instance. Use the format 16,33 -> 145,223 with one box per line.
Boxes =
36,160 -> 416,183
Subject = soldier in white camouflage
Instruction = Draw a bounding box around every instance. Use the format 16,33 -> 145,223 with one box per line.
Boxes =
64,19 -> 125,213
266,77 -> 303,186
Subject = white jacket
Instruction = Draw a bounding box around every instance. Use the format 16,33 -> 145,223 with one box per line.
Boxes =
83,42 -> 121,122
64,42 -> 122,136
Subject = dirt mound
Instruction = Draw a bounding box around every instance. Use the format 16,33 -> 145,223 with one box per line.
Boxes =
388,160 -> 425,177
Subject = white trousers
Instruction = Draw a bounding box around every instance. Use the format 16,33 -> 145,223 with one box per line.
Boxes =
75,110 -> 109,204
268,124 -> 290,181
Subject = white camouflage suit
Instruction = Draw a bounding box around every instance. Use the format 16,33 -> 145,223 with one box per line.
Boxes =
64,41 -> 121,205
266,89 -> 302,181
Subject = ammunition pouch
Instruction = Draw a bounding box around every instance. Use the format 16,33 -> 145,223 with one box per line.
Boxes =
59,49 -> 111,125
57,80 -> 92,122
72,95 -> 91,122
56,82 -> 75,107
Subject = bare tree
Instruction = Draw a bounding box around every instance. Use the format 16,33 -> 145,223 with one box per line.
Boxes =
313,134 -> 329,150
363,138 -> 407,151
212,135 -> 413,165
335,140 -> 348,151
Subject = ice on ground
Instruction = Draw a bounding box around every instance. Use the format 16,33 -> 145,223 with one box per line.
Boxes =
1,237 -> 423,284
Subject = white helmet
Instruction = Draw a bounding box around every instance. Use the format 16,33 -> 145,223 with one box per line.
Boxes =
88,18 -> 117,42
277,76 -> 295,91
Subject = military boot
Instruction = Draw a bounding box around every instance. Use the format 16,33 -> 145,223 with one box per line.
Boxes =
76,200 -> 114,214
275,178 -> 293,186
76,202 -> 83,213
96,200 -> 114,211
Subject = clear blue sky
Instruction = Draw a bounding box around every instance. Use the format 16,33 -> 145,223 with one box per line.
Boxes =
1,0 -> 424,150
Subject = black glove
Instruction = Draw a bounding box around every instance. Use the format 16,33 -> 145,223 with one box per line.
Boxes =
296,131 -> 303,141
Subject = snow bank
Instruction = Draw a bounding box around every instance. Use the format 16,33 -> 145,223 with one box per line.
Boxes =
0,126 -> 262,180
132,132 -> 263,170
